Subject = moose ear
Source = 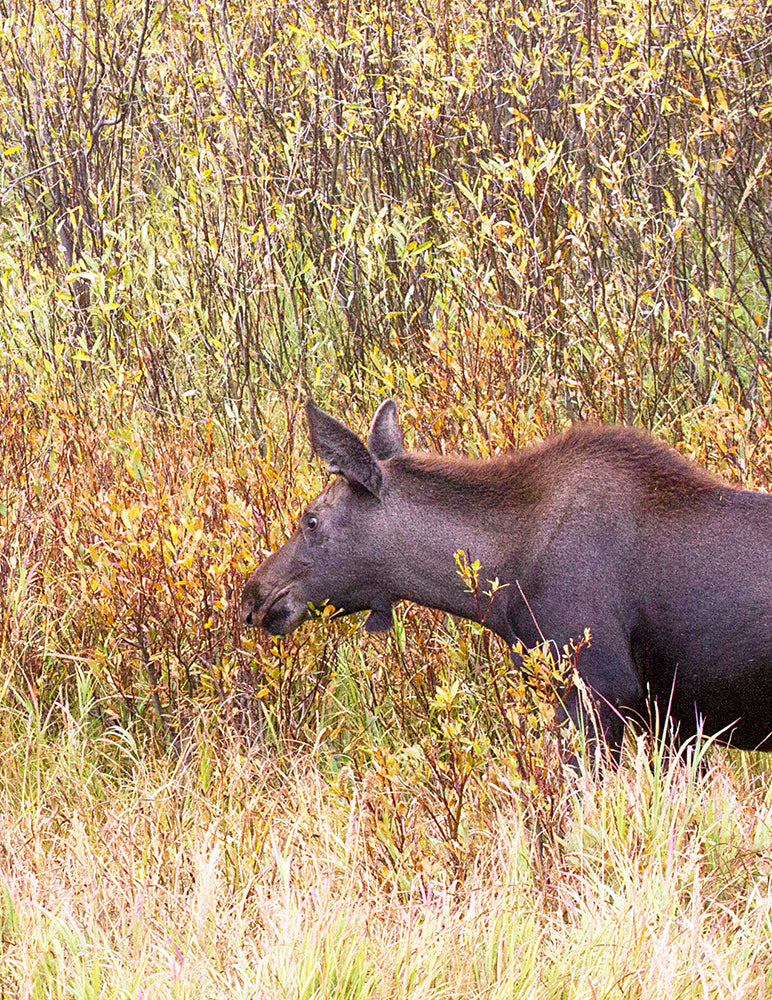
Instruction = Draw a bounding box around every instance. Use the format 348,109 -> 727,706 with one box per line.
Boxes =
305,398 -> 383,498
367,399 -> 404,461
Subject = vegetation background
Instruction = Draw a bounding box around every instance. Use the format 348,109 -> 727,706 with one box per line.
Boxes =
1,0 -> 772,995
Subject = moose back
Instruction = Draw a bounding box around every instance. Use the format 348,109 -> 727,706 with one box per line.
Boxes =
242,399 -> 772,752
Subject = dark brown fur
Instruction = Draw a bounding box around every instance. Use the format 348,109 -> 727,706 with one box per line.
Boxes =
393,425 -> 718,510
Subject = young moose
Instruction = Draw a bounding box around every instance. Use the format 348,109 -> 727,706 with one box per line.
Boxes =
242,399 -> 772,752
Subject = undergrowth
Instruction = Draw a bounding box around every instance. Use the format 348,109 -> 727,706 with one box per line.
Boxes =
1,693 -> 772,999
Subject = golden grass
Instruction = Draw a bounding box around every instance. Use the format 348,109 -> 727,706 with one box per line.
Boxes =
2,701 -> 771,999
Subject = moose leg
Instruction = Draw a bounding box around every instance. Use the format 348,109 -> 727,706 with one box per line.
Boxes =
507,595 -> 643,756
557,640 -> 644,757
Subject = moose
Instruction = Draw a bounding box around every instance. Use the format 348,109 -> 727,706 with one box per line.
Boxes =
242,399 -> 772,753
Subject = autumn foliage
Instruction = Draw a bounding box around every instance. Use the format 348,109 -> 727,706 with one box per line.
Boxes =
1,2 -> 772,994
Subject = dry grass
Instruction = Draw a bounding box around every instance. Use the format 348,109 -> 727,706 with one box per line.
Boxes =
1,697 -> 772,999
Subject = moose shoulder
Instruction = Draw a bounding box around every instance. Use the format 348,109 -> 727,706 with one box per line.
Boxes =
242,399 -> 772,753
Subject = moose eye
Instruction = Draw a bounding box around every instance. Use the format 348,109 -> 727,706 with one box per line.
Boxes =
305,514 -> 319,531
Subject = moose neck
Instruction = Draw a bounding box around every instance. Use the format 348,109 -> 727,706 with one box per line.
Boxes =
383,453 -> 522,642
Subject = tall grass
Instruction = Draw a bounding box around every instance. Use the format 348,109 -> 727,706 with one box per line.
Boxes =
1,696 -> 772,999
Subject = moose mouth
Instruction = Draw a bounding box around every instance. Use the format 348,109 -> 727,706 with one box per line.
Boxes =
257,586 -> 308,635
